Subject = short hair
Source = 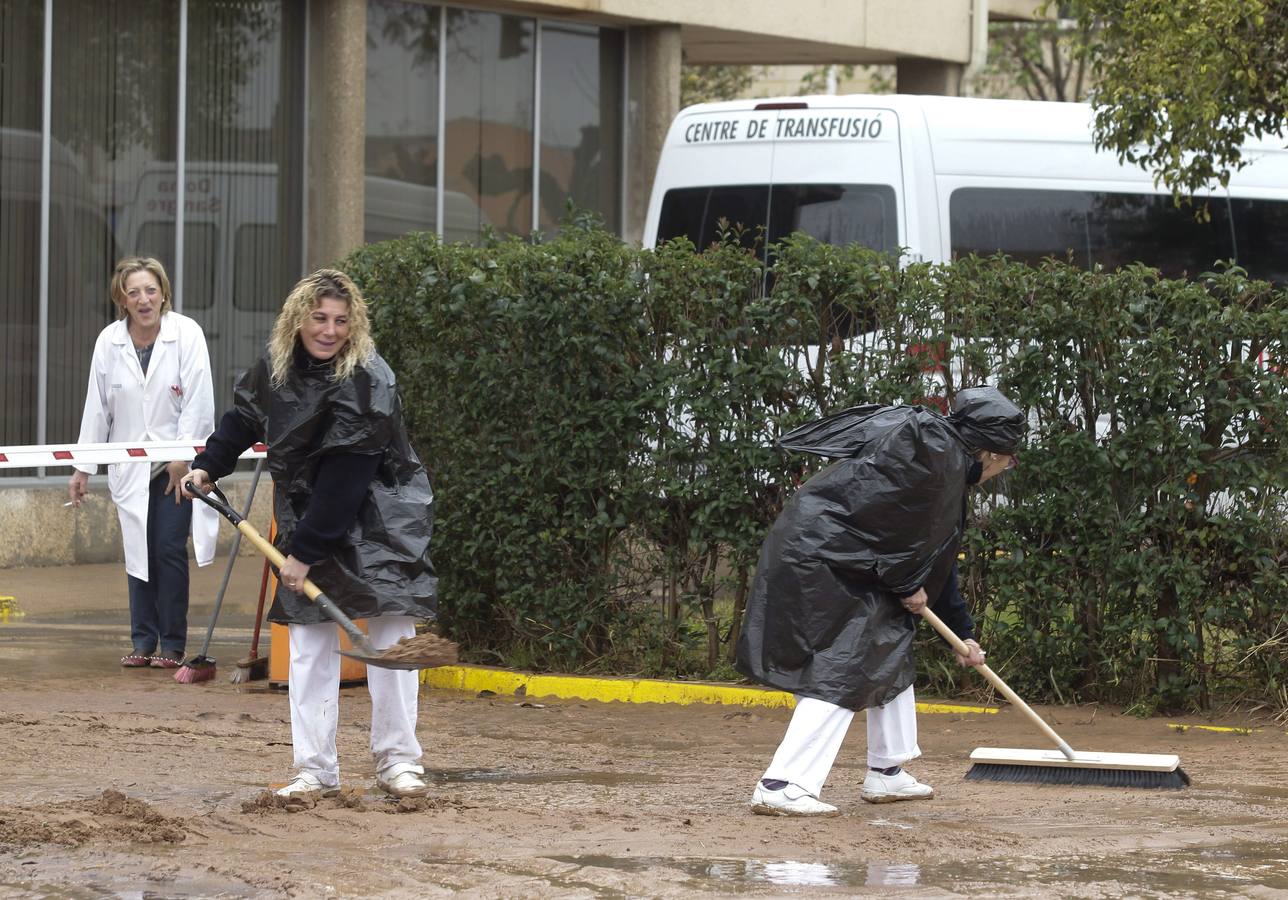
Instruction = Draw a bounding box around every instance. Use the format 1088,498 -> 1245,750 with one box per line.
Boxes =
110,257 -> 172,318
268,268 -> 375,386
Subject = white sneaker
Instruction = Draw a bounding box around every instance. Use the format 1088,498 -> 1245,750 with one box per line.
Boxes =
751,782 -> 840,817
861,768 -> 934,803
377,764 -> 429,799
274,771 -> 340,799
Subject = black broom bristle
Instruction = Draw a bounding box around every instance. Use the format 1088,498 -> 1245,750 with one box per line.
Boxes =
966,762 -> 1190,789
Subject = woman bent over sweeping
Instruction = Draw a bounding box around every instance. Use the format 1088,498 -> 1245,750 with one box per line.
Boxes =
185,269 -> 437,800
737,387 -> 1025,816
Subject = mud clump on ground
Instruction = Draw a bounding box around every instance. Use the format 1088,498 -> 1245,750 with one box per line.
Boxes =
386,795 -> 458,814
0,790 -> 186,848
240,786 -> 369,816
236,787 -> 455,816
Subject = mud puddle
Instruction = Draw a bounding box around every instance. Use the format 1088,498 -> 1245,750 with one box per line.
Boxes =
546,841 -> 1288,896
0,872 -> 266,900
430,767 -> 668,787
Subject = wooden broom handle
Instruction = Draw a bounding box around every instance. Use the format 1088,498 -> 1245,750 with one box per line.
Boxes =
919,605 -> 1076,760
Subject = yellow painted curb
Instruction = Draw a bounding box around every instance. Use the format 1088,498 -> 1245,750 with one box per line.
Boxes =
1167,723 -> 1259,735
421,665 -> 998,715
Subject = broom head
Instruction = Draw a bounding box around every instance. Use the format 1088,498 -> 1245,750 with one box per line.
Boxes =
173,655 -> 217,684
966,747 -> 1190,789
229,654 -> 269,684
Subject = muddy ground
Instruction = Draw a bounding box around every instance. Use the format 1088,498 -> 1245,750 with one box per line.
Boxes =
2,562 -> 1287,898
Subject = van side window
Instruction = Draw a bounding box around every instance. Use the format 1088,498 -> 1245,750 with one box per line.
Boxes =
768,184 -> 897,254
1228,198 -> 1288,284
658,184 -> 898,260
658,186 -> 769,253
950,187 -> 1288,284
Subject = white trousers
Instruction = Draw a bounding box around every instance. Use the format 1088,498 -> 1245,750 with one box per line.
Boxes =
287,615 -> 423,787
761,685 -> 920,799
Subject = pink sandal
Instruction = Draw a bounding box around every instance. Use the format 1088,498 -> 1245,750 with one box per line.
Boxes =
121,652 -> 151,668
149,650 -> 183,669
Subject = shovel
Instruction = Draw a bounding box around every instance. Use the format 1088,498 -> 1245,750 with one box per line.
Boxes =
185,479 -> 450,671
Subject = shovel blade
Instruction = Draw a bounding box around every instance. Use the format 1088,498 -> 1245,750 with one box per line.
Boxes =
337,647 -> 423,671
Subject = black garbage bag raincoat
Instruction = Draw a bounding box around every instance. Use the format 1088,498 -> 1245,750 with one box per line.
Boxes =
228,352 -> 437,625
735,390 -> 1023,710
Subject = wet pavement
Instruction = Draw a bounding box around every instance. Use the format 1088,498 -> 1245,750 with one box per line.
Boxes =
2,562 -> 1288,898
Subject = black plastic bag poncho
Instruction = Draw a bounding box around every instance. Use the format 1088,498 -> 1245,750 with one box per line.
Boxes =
735,404 -> 980,710
232,352 -> 437,625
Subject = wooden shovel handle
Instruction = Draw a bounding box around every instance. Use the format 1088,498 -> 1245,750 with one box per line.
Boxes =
230,520 -> 374,653
184,481 -> 375,655
919,605 -> 1076,760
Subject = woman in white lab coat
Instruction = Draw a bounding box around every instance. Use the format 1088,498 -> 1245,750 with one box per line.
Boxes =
67,257 -> 218,668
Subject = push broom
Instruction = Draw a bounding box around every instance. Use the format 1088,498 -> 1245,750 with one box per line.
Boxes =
920,606 -> 1190,789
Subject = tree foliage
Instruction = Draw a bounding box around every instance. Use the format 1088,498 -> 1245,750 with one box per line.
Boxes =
797,64 -> 896,95
1066,0 -> 1288,196
976,17 -> 1094,102
680,65 -> 763,107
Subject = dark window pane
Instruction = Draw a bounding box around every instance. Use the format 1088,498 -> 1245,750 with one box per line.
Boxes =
47,0 -> 179,444
658,183 -> 897,258
767,184 -> 898,252
234,223 -> 284,312
0,0 -> 44,447
1228,198 -> 1288,284
365,0 -> 440,242
949,187 -> 1244,280
657,185 -> 769,253
537,23 -> 622,234
181,0 -> 305,411
444,9 -> 533,239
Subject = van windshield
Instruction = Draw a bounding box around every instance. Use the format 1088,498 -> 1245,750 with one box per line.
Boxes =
657,184 -> 898,259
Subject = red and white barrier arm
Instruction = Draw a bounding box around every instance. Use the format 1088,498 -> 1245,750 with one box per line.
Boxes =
0,441 -> 268,470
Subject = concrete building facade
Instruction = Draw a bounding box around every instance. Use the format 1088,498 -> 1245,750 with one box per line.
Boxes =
0,0 -> 1033,566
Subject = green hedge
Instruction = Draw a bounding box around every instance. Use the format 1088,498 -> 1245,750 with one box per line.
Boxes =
344,221 -> 1288,712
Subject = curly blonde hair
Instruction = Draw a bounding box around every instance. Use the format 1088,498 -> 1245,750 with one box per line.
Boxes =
268,269 -> 375,386
110,257 -> 173,319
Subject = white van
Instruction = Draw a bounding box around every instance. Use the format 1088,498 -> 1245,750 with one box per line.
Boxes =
643,94 -> 1288,284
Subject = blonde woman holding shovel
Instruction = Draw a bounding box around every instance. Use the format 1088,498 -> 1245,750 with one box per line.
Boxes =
185,269 -> 437,800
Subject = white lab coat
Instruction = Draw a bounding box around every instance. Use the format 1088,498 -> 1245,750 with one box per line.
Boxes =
74,311 -> 218,580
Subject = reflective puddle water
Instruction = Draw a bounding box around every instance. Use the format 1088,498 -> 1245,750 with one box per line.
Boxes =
0,870 -> 268,899
548,841 -> 1288,895
428,767 -> 669,787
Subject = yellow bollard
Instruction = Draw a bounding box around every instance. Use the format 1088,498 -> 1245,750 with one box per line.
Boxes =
0,595 -> 23,624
